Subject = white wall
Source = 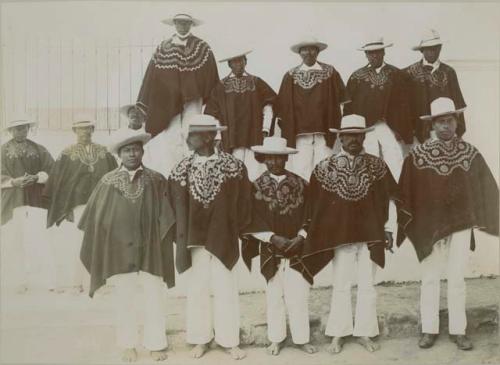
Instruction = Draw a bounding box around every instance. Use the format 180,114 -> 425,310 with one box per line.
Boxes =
1,2 -> 498,294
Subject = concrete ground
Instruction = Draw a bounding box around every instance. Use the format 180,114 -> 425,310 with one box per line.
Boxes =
1,277 -> 498,364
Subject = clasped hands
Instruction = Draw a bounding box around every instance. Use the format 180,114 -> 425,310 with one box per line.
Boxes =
11,173 -> 39,188
270,234 -> 305,258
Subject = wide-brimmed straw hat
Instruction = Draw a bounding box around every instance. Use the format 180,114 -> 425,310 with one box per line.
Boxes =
419,97 -> 466,121
358,36 -> 393,51
412,29 -> 445,51
187,114 -> 227,133
161,13 -> 203,27
109,128 -> 151,154
4,114 -> 37,131
329,115 -> 374,134
290,36 -> 328,54
72,114 -> 96,128
119,104 -> 138,118
218,48 -> 253,63
251,137 -> 298,155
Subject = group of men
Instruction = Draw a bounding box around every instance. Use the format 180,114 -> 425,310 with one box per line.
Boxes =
1,11 -> 498,363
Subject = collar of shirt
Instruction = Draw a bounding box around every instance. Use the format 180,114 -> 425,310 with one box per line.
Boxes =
422,58 -> 441,73
119,164 -> 144,181
228,71 -> 249,78
193,151 -> 219,164
299,62 -> 322,71
338,147 -> 365,161
368,62 -> 386,74
268,172 -> 287,183
172,32 -> 191,45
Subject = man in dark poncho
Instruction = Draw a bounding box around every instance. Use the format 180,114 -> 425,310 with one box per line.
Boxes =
275,36 -> 348,180
1,116 -> 55,292
166,115 -> 250,360
241,136 -> 316,356
78,128 -> 175,362
403,29 -> 466,143
204,48 -> 276,180
43,116 -> 117,292
344,36 -> 409,180
131,13 -> 219,178
397,97 -> 499,351
301,115 -> 398,354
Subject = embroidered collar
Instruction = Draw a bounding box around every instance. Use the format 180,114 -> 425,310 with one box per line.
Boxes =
368,62 -> 386,74
102,167 -> 154,203
222,73 -> 256,93
61,143 -> 107,172
313,153 -> 387,201
422,58 -> 441,73
3,139 -> 39,159
407,61 -> 448,89
228,71 -> 249,78
253,170 -> 305,215
411,137 -> 478,176
152,36 -> 212,72
352,64 -> 393,88
289,62 -> 334,89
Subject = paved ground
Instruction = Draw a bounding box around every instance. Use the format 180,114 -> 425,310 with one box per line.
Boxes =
1,277 -> 498,364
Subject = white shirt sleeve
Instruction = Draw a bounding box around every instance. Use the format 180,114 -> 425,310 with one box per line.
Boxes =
1,178 -> 13,188
252,232 -> 274,243
37,171 -> 49,184
262,104 -> 273,132
297,229 -> 308,239
384,201 -> 397,233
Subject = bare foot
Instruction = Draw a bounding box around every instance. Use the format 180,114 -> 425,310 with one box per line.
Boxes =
150,348 -> 168,361
266,342 -> 281,356
191,344 -> 208,359
121,348 -> 138,362
299,343 -> 317,354
356,336 -> 380,352
327,336 -> 344,354
229,346 -> 246,360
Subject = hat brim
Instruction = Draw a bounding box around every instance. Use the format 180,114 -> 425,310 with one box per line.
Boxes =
110,134 -> 152,154
419,107 -> 466,121
251,146 -> 298,155
119,104 -> 136,117
291,41 -> 328,54
329,126 -> 375,134
161,17 -> 202,26
218,50 -> 252,63
412,39 -> 445,51
72,121 -> 96,128
188,126 -> 227,133
4,120 -> 37,131
358,43 -> 393,51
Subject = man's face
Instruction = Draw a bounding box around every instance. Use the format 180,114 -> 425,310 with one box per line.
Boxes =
263,154 -> 288,175
228,56 -> 247,77
186,131 -> 216,152
174,19 -> 192,36
421,45 -> 441,64
73,126 -> 94,144
340,133 -> 365,155
299,46 -> 319,67
10,125 -> 29,142
365,49 -> 385,68
432,114 -> 457,141
119,142 -> 144,170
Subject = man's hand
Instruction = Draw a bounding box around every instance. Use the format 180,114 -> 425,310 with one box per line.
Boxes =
284,235 -> 305,258
385,231 -> 394,253
11,175 -> 35,188
270,234 -> 290,253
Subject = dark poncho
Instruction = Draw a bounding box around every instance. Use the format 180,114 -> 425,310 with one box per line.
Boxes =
136,35 -> 219,137
44,143 -> 118,227
397,137 -> 499,261
1,139 -> 54,224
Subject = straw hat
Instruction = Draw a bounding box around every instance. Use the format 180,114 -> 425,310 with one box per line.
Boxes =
72,114 -> 96,128
412,29 -> 444,51
109,128 -> 151,154
218,48 -> 253,63
4,114 -> 36,131
187,114 -> 227,133
329,115 -> 374,134
251,137 -> 298,155
419,97 -> 466,121
358,36 -> 393,52
290,36 -> 328,54
161,13 -> 203,27
119,104 -> 137,118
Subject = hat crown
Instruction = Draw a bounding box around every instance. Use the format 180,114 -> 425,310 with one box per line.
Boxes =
340,114 -> 367,130
72,113 -> 96,126
422,29 -> 441,42
363,36 -> 384,46
429,97 -> 457,116
262,137 -> 288,151
187,114 -> 218,127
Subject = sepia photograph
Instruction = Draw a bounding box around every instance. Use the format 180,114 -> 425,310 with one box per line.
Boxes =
0,1 -> 499,364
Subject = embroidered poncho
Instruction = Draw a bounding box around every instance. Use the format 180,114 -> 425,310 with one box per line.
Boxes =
166,151 -> 252,273
397,137 -> 499,261
136,35 -> 219,137
276,62 -> 348,148
344,64 -> 413,144
78,167 -> 175,297
44,143 -> 118,227
403,61 -> 466,142
301,153 -> 399,277
204,74 -> 276,151
1,139 -> 54,224
241,170 -> 313,283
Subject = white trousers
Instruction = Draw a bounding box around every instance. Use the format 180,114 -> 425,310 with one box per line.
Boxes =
232,147 -> 266,182
107,271 -> 168,351
51,205 -> 88,288
266,259 -> 311,344
186,247 -> 240,348
326,243 -> 379,337
143,99 -> 202,178
420,229 -> 470,335
288,133 -> 333,181
10,206 -> 55,289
